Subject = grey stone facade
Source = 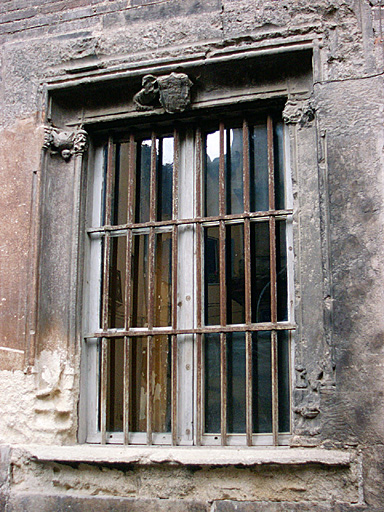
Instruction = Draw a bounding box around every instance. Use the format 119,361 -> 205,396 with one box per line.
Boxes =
0,1 -> 384,510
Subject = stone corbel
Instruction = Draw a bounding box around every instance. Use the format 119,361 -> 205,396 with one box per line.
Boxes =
43,126 -> 88,161
282,97 -> 315,126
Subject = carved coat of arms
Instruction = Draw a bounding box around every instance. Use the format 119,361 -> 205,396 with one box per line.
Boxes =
134,72 -> 193,114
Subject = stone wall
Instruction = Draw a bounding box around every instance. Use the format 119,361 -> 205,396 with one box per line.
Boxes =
0,0 -> 384,510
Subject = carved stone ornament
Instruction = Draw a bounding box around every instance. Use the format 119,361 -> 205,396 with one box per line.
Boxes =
43,126 -> 88,161
282,97 -> 315,126
134,72 -> 193,114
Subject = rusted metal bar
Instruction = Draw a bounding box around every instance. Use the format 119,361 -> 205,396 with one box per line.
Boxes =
196,128 -> 203,330
244,218 -> 251,325
146,335 -> 153,445
196,333 -> 202,445
220,332 -> 227,445
267,116 -> 275,212
271,330 -> 279,446
219,122 -> 225,217
87,209 -> 293,233
86,321 -> 296,339
127,133 -> 136,224
105,136 -> 114,226
270,217 -> 277,324
245,331 -> 253,446
219,221 -> 227,327
267,116 -> 277,324
243,119 -> 250,214
101,234 -> 111,332
123,336 -> 130,444
171,334 -> 178,445
100,337 -> 108,444
150,133 -> 157,223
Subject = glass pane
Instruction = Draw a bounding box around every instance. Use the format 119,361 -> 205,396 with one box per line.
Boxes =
130,337 -> 147,432
227,332 -> 246,433
204,226 -> 220,326
278,330 -> 290,433
250,123 -> 269,212
111,143 -> 129,226
226,128 -> 243,215
204,130 -> 222,217
252,331 -> 272,433
108,236 -> 127,329
152,335 -> 172,433
204,333 -> 221,433
226,223 -> 245,324
130,234 -> 148,327
154,231 -> 172,327
135,139 -> 152,223
276,220 -> 288,321
251,222 -> 271,323
157,137 -> 173,221
106,337 -> 124,432
274,122 -> 285,210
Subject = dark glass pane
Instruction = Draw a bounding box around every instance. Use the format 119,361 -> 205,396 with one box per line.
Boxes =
111,142 -> 129,226
276,220 -> 288,321
154,232 -> 172,327
204,226 -> 220,325
252,331 -> 272,433
227,332 -> 246,433
251,222 -> 271,323
108,236 -> 127,329
250,123 -> 269,212
204,131 -> 221,217
106,337 -> 124,432
226,223 -> 245,324
204,333 -> 221,433
130,234 -> 148,327
152,335 -> 172,433
130,337 -> 147,432
157,137 -> 173,222
226,128 -> 243,215
135,139 -> 152,223
274,122 -> 285,210
278,330 -> 290,433
101,144 -> 109,225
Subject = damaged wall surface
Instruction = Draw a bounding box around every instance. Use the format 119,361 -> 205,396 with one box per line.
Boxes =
0,0 -> 384,510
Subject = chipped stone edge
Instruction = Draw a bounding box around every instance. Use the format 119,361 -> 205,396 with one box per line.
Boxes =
11,445 -> 352,467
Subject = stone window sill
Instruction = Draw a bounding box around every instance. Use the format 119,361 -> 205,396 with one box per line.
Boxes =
16,445 -> 352,467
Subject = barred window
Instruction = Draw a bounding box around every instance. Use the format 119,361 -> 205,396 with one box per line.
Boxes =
84,113 -> 294,446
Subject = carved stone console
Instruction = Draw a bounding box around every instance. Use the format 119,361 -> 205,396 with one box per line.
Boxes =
43,126 -> 88,160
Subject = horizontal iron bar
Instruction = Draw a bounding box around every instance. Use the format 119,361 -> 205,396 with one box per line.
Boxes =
86,209 -> 293,234
85,322 -> 296,339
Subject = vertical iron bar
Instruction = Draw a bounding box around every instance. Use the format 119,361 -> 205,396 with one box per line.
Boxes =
105,136 -> 114,226
171,334 -> 178,445
123,336 -> 130,444
246,331 -> 253,446
145,132 -> 157,444
268,116 -> 278,445
196,333 -> 202,445
147,335 -> 153,445
100,337 -> 108,444
220,332 -> 227,445
150,132 -> 157,223
271,330 -> 279,446
123,134 -> 136,444
243,120 -> 253,445
196,128 -> 203,444
267,116 -> 277,324
171,130 -> 179,445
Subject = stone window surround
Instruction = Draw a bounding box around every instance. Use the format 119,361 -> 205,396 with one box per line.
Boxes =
34,37 -> 332,455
